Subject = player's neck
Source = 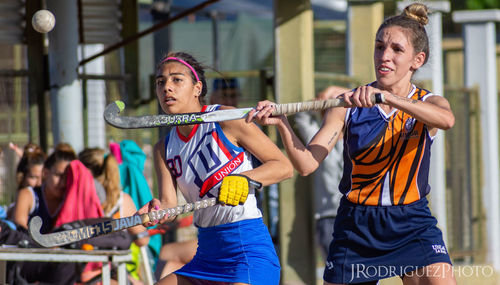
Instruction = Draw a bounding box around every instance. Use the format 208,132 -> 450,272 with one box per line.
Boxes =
376,81 -> 412,98
173,102 -> 204,137
177,125 -> 196,137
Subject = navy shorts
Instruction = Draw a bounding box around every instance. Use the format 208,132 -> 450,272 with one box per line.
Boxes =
324,197 -> 452,284
175,218 -> 280,284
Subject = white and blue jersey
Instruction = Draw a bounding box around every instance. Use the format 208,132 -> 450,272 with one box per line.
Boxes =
164,105 -> 280,284
164,104 -> 262,227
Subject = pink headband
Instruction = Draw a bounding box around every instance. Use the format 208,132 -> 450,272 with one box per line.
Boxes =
162,57 -> 200,82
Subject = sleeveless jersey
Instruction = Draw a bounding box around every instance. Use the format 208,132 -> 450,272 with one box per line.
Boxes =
30,186 -> 55,234
164,105 -> 262,227
340,84 -> 435,206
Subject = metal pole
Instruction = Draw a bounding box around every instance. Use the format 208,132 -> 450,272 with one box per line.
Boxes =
211,10 -> 220,70
47,0 -> 84,152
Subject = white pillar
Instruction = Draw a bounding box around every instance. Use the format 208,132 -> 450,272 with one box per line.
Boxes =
47,0 -> 84,153
453,9 -> 500,271
80,44 -> 106,149
398,0 -> 450,244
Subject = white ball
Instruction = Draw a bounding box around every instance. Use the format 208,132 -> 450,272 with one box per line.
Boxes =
32,10 -> 56,33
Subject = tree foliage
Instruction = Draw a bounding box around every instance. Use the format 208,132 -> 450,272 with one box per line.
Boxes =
466,0 -> 500,9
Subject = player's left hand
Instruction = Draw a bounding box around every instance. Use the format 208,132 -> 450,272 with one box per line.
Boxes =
218,174 -> 261,206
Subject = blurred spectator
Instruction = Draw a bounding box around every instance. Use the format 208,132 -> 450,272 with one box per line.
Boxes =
6,143 -> 46,221
12,143 -> 77,231
116,141 -> 162,252
210,78 -> 241,107
14,143 -> 46,190
7,143 -> 81,285
79,147 -> 150,284
53,159 -> 104,227
294,85 -> 348,261
114,140 -> 162,281
8,142 -> 24,158
9,143 -> 136,285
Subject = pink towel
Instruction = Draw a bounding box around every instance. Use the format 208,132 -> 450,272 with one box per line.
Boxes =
109,142 -> 123,164
54,160 -> 104,227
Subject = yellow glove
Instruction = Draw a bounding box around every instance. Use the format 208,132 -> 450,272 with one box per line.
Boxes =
219,175 -> 261,206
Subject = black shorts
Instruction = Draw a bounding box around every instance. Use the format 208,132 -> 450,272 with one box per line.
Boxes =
324,197 -> 452,284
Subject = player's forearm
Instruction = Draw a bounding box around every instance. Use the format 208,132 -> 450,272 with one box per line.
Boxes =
385,93 -> 455,130
242,159 -> 293,186
158,187 -> 177,208
276,118 -> 321,176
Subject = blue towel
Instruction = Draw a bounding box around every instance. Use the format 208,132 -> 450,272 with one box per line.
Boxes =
0,206 -> 16,230
118,140 -> 161,262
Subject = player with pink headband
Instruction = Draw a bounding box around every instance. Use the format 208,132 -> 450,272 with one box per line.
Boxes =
137,51 -> 293,285
161,56 -> 201,82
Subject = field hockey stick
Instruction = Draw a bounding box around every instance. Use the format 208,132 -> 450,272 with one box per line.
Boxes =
104,93 -> 385,129
29,198 -> 216,248
134,215 -> 194,239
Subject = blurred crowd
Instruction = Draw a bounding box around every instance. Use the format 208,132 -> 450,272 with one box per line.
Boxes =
0,140 -> 195,285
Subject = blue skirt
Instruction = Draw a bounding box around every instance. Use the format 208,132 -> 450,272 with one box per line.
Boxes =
324,197 -> 452,284
175,218 -> 280,284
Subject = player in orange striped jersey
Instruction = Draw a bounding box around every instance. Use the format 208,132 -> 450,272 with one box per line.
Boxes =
343,86 -> 436,206
250,3 -> 456,285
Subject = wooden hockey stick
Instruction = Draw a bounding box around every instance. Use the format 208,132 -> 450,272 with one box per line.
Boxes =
104,93 -> 385,129
29,198 -> 217,248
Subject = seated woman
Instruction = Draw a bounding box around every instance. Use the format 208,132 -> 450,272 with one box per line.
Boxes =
6,143 -> 46,222
8,143 -> 81,285
79,147 -> 149,284
14,143 -> 46,190
12,143 -> 76,231
78,147 -> 149,247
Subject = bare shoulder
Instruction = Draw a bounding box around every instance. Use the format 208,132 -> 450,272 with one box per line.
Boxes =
122,192 -> 133,202
153,139 -> 166,156
17,187 -> 35,201
122,192 -> 137,211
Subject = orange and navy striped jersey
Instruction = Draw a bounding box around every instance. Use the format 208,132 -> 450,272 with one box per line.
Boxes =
340,84 -> 435,206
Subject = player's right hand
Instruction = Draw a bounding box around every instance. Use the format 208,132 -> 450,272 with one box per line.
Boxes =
218,174 -> 263,206
219,175 -> 250,206
136,198 -> 162,227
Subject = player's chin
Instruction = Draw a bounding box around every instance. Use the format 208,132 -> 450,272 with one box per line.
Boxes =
375,76 -> 394,88
162,105 -> 177,114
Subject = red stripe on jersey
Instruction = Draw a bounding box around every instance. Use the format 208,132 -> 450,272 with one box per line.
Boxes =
212,131 -> 232,160
199,152 -> 245,197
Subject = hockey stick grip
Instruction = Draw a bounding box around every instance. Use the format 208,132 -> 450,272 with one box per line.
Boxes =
271,93 -> 385,116
142,197 -> 217,223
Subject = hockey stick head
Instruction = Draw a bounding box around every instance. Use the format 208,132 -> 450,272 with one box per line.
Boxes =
104,100 -> 208,129
29,216 -> 53,247
104,100 -> 128,129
